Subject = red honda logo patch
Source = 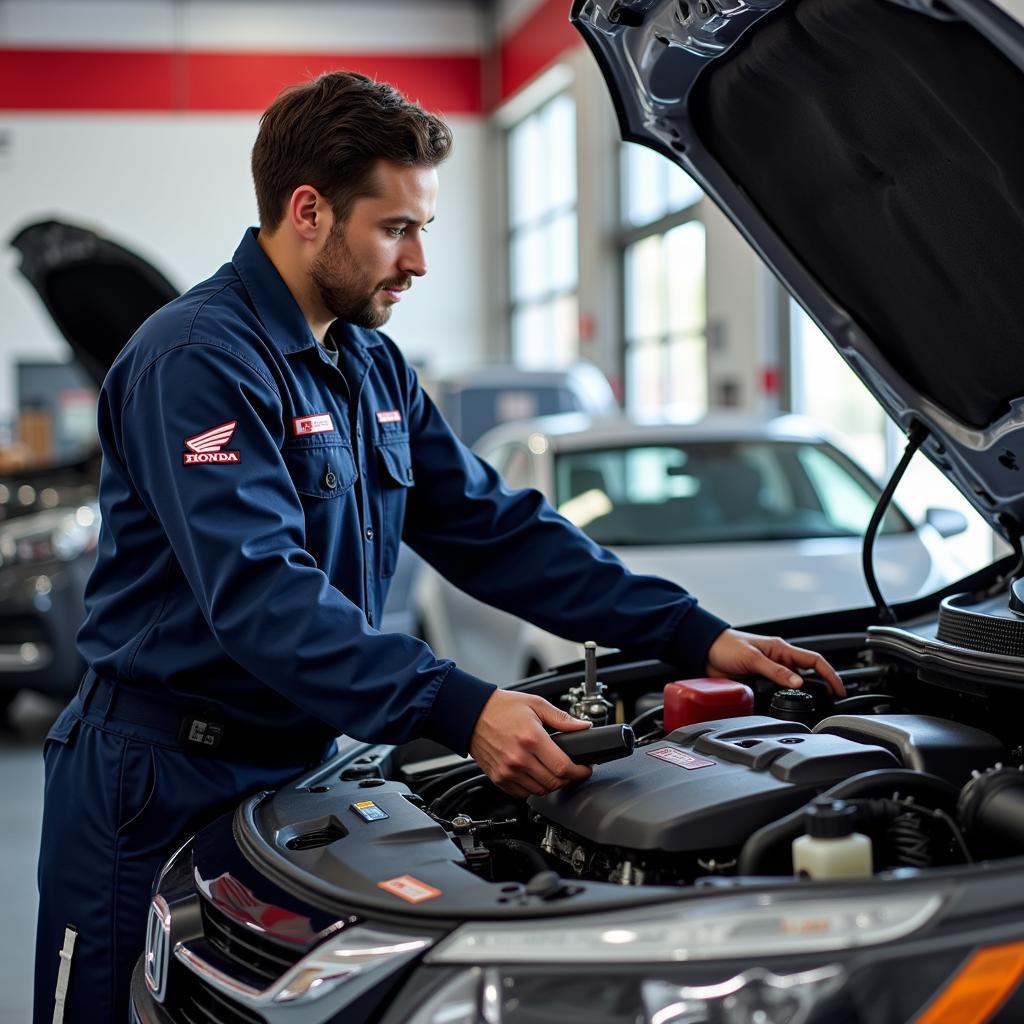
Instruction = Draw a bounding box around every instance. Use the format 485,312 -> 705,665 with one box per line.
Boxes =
293,413 -> 334,435
183,421 -> 241,465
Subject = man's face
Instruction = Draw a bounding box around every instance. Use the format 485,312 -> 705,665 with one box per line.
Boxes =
310,161 -> 438,329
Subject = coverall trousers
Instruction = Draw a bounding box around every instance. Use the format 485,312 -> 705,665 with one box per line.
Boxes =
34,683 -> 325,1024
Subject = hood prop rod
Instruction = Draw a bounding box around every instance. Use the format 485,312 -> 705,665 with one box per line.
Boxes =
863,420 -> 929,625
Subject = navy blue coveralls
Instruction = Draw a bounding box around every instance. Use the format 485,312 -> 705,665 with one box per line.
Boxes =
34,229 -> 729,1023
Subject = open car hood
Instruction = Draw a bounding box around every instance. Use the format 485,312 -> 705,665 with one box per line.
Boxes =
572,0 -> 1024,545
10,219 -> 179,387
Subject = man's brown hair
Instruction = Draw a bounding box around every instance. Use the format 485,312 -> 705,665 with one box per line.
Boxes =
251,71 -> 453,231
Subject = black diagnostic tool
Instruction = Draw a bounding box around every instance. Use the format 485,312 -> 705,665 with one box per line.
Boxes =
550,723 -> 636,765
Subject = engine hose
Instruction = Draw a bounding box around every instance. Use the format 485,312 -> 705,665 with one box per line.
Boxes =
419,761 -> 488,803
430,773 -> 489,818
737,769 -> 958,876
630,705 -> 664,734
488,838 -> 552,877
830,694 -> 898,714
886,807 -> 933,868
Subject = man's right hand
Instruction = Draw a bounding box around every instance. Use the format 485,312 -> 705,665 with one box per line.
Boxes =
469,689 -> 593,798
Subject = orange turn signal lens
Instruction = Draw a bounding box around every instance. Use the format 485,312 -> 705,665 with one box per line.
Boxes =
915,941 -> 1024,1024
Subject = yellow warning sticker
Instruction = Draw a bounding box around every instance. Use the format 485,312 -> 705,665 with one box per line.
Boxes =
378,874 -> 442,904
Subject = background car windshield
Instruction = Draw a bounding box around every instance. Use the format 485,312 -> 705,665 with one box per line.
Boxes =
554,440 -> 912,545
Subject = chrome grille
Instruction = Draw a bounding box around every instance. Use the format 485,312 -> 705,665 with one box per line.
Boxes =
173,979 -> 266,1024
199,900 -> 305,984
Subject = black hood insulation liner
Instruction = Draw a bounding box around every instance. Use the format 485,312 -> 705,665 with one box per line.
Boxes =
691,0 -> 1024,430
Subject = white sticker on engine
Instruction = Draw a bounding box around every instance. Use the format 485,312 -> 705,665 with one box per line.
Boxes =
647,746 -> 715,770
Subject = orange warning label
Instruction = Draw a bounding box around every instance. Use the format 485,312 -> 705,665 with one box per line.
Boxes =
378,874 -> 442,904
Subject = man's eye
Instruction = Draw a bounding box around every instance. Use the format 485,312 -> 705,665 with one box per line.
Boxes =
387,227 -> 406,238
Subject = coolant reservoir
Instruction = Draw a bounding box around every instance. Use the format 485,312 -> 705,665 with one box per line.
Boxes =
663,678 -> 754,732
792,798 -> 873,880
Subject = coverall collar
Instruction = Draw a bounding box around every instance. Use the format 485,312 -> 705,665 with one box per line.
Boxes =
231,228 -> 383,357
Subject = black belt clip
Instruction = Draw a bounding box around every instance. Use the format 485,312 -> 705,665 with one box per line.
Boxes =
178,715 -> 225,753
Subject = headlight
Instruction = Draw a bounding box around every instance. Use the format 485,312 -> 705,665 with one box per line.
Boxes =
427,891 -> 943,965
0,504 -> 100,569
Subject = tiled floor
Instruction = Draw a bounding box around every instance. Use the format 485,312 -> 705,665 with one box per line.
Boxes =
0,695 -> 62,1024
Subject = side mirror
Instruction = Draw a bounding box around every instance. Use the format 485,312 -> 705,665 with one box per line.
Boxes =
925,507 -> 969,538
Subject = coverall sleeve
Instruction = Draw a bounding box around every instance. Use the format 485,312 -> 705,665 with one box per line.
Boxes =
399,362 -> 731,678
117,342 -> 495,753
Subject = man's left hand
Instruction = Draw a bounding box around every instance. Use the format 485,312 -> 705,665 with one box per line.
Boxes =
705,629 -> 846,697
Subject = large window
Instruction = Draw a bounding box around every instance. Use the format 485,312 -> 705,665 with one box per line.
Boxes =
621,144 -> 707,418
553,439 -> 910,546
791,301 -> 993,570
507,94 -> 578,368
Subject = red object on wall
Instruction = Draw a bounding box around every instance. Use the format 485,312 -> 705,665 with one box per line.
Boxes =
499,0 -> 583,101
663,678 -> 755,733
0,48 -> 482,114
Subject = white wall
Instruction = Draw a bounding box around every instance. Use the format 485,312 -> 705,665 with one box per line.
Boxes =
0,0 -> 489,429
0,0 -> 486,51
703,199 -> 780,413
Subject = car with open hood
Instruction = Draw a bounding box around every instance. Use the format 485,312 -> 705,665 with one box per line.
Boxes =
130,0 -> 1024,1017
0,220 -> 177,717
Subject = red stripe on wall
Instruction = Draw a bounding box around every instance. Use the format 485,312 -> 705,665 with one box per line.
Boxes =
0,48 -> 482,114
499,0 -> 582,102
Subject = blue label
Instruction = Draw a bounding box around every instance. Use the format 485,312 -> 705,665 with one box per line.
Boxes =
351,800 -> 389,822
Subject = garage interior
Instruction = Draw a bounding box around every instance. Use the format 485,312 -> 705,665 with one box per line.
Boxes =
0,0 -> 1008,1021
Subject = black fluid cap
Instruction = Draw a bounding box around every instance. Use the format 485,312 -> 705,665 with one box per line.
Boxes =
805,797 -> 858,838
770,688 -> 817,723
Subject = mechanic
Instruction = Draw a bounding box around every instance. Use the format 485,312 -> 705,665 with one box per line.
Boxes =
34,71 -> 844,1024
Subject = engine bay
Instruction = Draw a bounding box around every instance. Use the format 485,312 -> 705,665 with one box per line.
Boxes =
250,580 -> 1024,911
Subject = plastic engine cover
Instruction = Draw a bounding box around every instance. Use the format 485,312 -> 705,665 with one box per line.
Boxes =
530,716 -> 899,853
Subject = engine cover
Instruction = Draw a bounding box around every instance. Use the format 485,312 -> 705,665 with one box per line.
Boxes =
530,716 -> 899,853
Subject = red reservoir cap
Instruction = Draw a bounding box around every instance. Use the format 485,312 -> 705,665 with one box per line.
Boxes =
663,678 -> 754,732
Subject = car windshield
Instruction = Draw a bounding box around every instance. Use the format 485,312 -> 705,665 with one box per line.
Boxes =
554,439 -> 912,546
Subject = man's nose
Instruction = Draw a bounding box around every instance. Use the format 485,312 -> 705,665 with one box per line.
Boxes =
399,236 -> 427,278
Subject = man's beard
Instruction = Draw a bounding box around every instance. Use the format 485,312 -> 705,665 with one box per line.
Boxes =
310,223 -> 409,330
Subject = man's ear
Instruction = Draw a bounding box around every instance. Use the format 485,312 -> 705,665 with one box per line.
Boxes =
287,185 -> 330,242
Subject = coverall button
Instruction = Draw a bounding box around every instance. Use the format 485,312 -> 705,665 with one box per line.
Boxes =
324,468 -> 338,489
364,527 -> 374,541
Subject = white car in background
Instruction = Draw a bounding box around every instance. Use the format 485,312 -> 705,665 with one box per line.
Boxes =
412,412 -> 968,680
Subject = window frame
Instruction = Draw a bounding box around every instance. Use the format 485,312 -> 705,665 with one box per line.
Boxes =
617,144 -> 708,417
505,92 -> 580,369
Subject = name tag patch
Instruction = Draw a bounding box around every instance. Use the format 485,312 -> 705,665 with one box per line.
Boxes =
294,413 -> 335,435
376,410 -> 402,425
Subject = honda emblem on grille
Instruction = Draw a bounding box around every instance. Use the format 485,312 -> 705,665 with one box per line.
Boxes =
144,895 -> 171,1002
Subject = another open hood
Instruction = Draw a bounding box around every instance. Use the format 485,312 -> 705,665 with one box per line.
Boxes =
573,0 -> 1024,544
10,219 -> 179,386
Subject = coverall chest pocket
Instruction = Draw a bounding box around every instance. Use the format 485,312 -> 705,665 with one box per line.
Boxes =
283,441 -> 358,499
375,434 -> 414,578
